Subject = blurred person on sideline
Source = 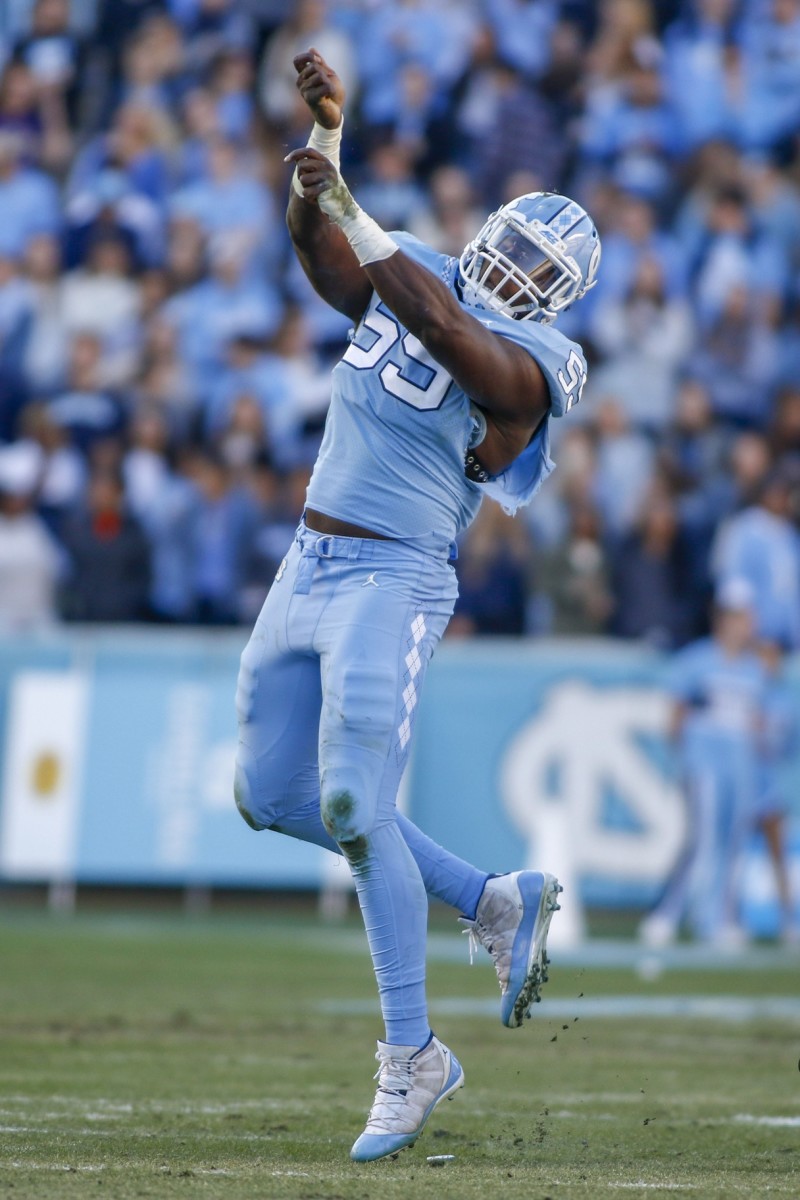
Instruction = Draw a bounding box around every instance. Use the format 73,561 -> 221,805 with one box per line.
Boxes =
714,463 -> 800,941
754,638 -> 799,942
712,464 -> 800,654
639,578 -> 767,948
233,48 -> 602,1162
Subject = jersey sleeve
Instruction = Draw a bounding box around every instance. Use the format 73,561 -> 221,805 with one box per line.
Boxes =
479,418 -> 556,515
471,311 -> 588,418
469,313 -> 585,513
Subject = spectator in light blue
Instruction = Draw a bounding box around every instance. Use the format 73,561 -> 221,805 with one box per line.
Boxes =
462,71 -> 565,211
712,464 -> 800,652
45,331 -> 125,453
67,102 -> 172,208
207,308 -> 331,470
590,191 -> 687,315
259,0 -> 358,142
689,185 -> 787,327
209,49 -> 255,143
743,155 -> 800,288
662,0 -> 740,152
64,166 -> 165,270
0,130 -> 60,258
738,0 -> 800,153
640,577 -> 767,946
1,0 -> 37,44
175,87 -> 221,186
169,134 -> 281,275
354,143 -> 428,233
588,254 -> 695,430
687,284 -> 780,428
167,0 -> 254,72
482,0 -> 559,80
162,228 -> 283,404
356,0 -> 452,130
754,639 -> 799,941
116,15 -> 188,116
591,398 -> 656,538
205,332 -> 294,457
283,252 -> 353,360
580,61 -> 680,203
182,445 -> 260,624
122,404 -> 197,621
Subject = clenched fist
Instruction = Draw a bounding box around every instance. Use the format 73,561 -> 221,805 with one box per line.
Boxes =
293,48 -> 345,130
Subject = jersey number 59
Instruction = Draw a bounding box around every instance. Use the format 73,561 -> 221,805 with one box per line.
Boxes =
343,300 -> 451,411
557,349 -> 586,412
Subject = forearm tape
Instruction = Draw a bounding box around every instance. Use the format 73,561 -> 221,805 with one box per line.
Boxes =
319,179 -> 397,266
292,120 -> 343,197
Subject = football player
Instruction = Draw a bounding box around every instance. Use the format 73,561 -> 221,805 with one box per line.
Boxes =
234,48 -> 600,1162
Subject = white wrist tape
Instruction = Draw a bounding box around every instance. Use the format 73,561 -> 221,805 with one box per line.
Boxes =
292,120 -> 342,197
339,207 -> 398,266
315,173 -> 397,266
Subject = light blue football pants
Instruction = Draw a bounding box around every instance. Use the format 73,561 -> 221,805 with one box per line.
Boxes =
651,737 -> 755,941
234,523 -> 489,1047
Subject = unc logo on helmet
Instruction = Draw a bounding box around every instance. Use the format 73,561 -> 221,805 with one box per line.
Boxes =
459,192 -> 601,325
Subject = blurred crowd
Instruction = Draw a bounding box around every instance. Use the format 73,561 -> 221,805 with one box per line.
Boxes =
0,0 -> 799,642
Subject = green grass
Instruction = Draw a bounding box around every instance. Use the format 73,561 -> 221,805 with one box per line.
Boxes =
0,908 -> 799,1199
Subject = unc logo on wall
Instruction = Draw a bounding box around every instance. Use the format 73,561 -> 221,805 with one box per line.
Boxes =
500,681 -> 686,945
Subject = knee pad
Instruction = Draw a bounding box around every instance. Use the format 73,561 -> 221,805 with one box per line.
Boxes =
320,767 -> 373,844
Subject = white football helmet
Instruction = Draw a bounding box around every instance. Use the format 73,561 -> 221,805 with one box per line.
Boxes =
458,191 -> 601,324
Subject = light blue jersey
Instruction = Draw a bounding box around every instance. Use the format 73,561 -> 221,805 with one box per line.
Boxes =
668,637 -> 767,758
237,225 -> 588,1054
654,637 -> 769,941
713,507 -> 800,650
304,232 -> 587,546
757,672 -> 798,818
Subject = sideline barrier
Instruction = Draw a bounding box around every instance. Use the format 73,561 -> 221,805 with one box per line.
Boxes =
0,630 -> 797,936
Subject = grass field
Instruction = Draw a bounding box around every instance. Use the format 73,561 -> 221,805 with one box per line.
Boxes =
1,905 -> 798,1200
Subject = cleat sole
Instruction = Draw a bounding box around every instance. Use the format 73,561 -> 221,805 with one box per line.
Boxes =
506,874 -> 561,1029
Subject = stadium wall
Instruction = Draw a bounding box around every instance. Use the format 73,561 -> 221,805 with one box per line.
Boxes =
0,630 -> 797,935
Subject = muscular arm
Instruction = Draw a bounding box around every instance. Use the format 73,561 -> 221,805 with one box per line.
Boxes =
285,49 -> 372,322
287,191 -> 372,322
363,251 -> 551,470
289,156 -> 550,474
287,50 -> 551,473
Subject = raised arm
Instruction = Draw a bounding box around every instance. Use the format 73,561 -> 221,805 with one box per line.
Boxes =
287,147 -> 551,473
286,50 -> 372,322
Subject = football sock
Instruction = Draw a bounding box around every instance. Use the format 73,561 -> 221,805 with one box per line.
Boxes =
272,799 -> 488,918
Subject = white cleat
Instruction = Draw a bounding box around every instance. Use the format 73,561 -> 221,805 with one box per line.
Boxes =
462,871 -> 562,1028
350,1035 -> 464,1162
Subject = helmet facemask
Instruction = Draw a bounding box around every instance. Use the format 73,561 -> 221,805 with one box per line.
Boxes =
458,196 -> 599,324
